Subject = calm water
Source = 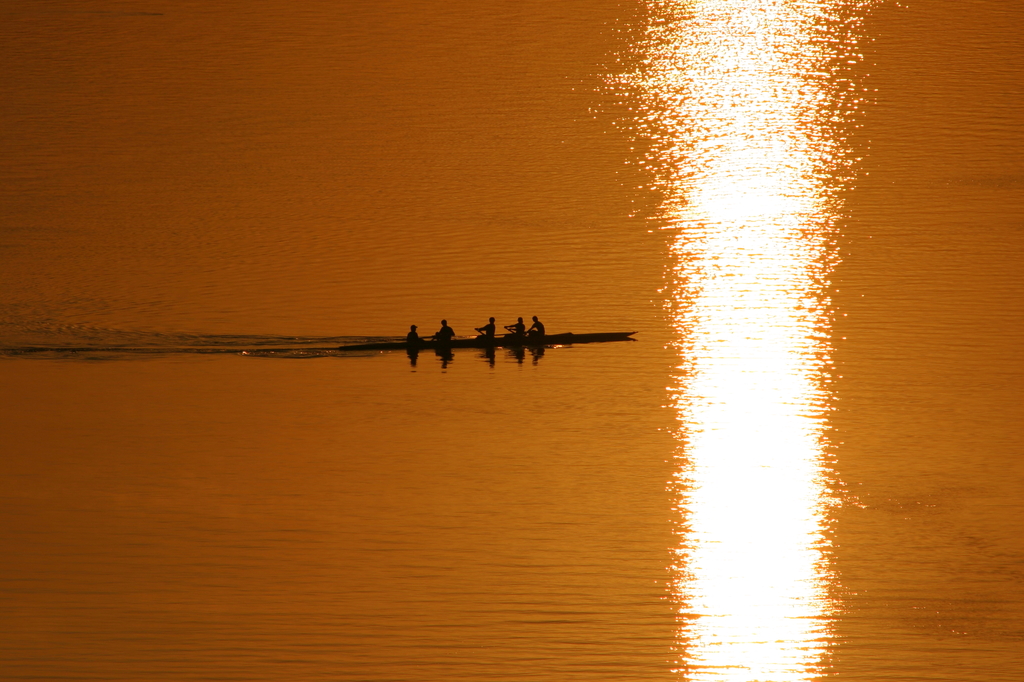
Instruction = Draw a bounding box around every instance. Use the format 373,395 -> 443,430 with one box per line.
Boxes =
1,1 -> 1022,680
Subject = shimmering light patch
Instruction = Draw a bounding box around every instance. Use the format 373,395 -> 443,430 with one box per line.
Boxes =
619,0 -> 869,679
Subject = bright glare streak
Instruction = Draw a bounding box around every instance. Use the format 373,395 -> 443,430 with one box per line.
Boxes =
620,0 -> 869,679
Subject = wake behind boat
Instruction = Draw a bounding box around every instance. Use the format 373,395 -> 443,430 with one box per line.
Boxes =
338,331 -> 637,352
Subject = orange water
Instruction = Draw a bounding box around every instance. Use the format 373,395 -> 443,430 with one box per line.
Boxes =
1,1 -> 1021,680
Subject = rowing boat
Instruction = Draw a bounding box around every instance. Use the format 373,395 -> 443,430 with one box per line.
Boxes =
338,331 -> 637,351
338,332 -> 637,351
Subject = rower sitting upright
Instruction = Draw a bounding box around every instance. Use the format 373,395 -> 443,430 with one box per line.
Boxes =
504,317 -> 526,337
406,324 -> 421,346
433,319 -> 456,344
527,315 -> 545,339
475,317 -> 497,340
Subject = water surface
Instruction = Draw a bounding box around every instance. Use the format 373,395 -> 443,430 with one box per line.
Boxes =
1,1 -> 1022,680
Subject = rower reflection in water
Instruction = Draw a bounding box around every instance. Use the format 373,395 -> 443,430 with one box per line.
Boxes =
433,319 -> 455,344
434,345 -> 454,369
508,345 -> 545,366
480,346 -> 496,367
406,347 -> 418,368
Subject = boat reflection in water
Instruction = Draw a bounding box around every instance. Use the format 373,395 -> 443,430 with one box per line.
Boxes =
625,0 -> 867,678
407,341 -> 547,369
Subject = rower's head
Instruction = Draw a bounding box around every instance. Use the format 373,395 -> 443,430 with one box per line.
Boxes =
532,316 -> 539,322
517,317 -> 524,323
441,319 -> 448,326
410,325 -> 417,330
489,317 -> 495,323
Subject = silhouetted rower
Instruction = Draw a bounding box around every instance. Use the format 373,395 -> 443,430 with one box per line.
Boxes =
406,324 -> 420,346
475,317 -> 496,340
433,319 -> 456,344
504,317 -> 526,337
527,315 -> 545,339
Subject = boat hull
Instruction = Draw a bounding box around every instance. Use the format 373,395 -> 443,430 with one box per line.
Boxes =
338,332 -> 637,351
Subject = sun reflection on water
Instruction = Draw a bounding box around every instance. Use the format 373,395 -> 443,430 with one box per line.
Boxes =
620,0 -> 869,679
